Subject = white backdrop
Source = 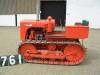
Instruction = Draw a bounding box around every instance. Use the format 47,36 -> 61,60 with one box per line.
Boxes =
0,15 -> 15,26
17,14 -> 37,26
66,0 -> 100,28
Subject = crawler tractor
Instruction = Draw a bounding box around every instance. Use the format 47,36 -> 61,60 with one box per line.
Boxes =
18,16 -> 89,65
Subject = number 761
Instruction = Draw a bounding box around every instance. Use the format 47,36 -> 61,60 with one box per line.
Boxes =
0,55 -> 22,66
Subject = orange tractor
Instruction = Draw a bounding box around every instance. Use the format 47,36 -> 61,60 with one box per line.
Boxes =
18,16 -> 89,65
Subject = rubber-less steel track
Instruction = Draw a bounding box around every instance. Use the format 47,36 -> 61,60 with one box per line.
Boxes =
19,40 -> 85,65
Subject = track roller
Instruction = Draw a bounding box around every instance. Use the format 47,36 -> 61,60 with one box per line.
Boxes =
64,44 -> 85,65
18,43 -> 37,60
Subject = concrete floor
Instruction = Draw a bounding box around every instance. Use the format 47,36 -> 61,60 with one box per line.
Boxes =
0,27 -> 100,75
